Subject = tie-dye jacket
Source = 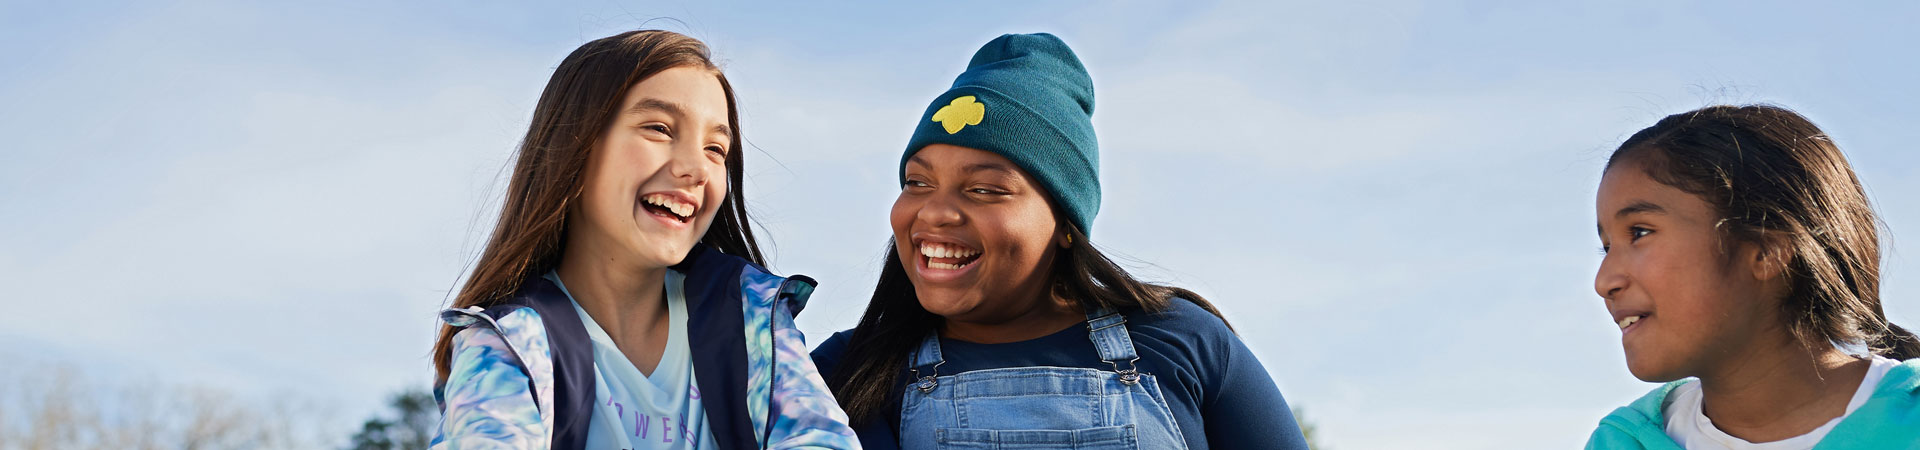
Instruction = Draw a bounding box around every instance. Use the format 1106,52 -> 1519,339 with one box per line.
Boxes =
432,245 -> 861,450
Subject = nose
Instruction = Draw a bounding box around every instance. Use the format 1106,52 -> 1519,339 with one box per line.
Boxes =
915,190 -> 964,229
665,142 -> 712,188
1594,254 -> 1627,301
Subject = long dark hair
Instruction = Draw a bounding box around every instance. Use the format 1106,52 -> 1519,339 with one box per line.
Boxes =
432,30 -> 763,385
1606,104 -> 1918,360
825,226 -> 1231,423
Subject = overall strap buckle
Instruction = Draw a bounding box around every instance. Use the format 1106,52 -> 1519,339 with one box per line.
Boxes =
910,360 -> 945,393
909,334 -> 946,393
1108,357 -> 1143,385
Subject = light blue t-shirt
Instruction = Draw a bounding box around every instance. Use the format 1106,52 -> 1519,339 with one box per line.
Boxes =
547,270 -> 717,450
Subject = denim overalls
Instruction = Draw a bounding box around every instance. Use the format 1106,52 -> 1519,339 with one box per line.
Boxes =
898,308 -> 1190,449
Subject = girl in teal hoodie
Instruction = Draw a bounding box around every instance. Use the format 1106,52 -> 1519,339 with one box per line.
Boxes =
1588,105 -> 1920,449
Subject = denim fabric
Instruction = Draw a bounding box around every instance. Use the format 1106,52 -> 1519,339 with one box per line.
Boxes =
896,309 -> 1187,450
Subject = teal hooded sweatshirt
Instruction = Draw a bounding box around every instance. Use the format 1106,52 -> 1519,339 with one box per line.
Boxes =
1586,359 -> 1920,449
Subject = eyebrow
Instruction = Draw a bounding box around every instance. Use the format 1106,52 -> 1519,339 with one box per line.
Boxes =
961,162 -> 1016,175
1598,201 -> 1667,236
1614,201 -> 1666,219
903,156 -> 1018,176
627,98 -> 684,117
627,98 -> 732,140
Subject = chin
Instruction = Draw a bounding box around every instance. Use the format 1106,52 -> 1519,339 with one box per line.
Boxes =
628,241 -> 691,269
914,293 -> 974,318
659,245 -> 694,265
1624,355 -> 1686,383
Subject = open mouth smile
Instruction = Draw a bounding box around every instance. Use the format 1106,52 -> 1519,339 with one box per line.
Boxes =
640,192 -> 697,225
920,241 -> 981,270
1612,310 -> 1649,335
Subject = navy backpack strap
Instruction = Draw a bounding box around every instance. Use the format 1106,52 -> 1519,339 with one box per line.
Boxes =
505,275 -> 596,450
673,244 -> 760,449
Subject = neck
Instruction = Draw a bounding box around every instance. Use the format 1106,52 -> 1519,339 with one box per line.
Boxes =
556,237 -> 669,339
1695,336 -> 1870,442
941,292 -> 1085,344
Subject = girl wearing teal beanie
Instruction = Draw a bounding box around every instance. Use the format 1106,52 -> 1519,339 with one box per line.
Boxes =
809,33 -> 1310,450
1587,105 -> 1920,449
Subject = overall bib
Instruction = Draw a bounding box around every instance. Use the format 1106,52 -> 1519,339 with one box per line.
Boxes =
898,309 -> 1191,449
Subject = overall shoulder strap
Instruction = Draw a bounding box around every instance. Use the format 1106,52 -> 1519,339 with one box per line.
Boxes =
1086,307 -> 1144,384
1085,308 -> 1139,363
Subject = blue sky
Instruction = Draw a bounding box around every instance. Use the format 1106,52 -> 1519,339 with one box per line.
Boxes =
4,1 -> 1918,447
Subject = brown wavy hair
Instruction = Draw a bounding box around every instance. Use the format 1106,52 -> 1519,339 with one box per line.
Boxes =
1607,104 -> 1918,360
431,30 -> 763,385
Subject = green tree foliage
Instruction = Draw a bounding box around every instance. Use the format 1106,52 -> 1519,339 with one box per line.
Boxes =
345,389 -> 436,450
1295,406 -> 1323,450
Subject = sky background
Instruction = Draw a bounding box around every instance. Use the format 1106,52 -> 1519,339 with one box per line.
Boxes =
4,1 -> 1919,448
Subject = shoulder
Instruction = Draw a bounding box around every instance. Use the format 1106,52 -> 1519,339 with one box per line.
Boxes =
816,329 -> 854,353
1123,297 -> 1238,348
809,329 -> 856,375
1112,297 -> 1246,389
1584,416 -> 1648,450
440,305 -> 549,363
1585,404 -> 1655,450
1873,358 -> 1920,396
440,327 -> 541,420
1840,357 -> 1920,435
1584,381 -> 1688,450
438,304 -> 555,405
679,246 -> 818,316
438,324 -> 549,448
446,326 -> 524,371
1135,297 -> 1227,324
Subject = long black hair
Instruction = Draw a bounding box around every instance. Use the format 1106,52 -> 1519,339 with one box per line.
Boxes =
1606,104 -> 1918,361
824,226 -> 1231,423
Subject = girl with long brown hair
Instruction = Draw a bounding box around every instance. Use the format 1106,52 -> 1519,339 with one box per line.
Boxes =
429,30 -> 857,449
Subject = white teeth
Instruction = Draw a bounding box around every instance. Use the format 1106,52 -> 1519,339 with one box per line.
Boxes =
1618,315 -> 1642,330
928,262 -> 963,270
642,194 -> 695,218
918,243 -> 979,260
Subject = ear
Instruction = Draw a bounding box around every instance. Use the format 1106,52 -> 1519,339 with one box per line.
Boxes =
1747,232 -> 1793,282
1056,225 -> 1077,249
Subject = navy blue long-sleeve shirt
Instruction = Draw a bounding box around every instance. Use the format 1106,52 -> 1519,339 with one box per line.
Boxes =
811,298 -> 1309,450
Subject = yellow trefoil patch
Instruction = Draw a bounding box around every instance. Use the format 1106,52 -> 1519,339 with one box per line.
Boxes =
931,95 -> 985,134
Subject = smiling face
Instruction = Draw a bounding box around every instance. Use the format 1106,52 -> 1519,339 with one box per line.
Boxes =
892,144 -> 1068,324
570,65 -> 733,270
1594,157 -> 1789,382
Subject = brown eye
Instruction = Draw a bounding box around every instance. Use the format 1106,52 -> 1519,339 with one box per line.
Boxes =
967,185 -> 1009,195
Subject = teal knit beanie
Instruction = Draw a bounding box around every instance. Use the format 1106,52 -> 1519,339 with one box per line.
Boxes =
901,33 -> 1100,235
